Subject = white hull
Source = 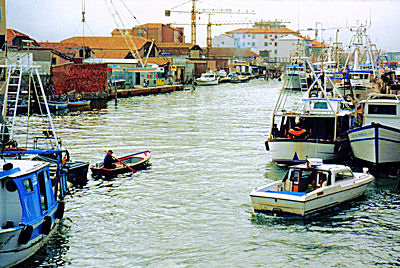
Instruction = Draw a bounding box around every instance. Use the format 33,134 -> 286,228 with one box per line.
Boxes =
348,124 -> 400,164
0,209 -> 59,267
268,139 -> 337,164
195,79 -> 219,86
250,178 -> 373,216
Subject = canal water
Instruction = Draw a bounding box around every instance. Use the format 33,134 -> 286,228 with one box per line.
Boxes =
23,79 -> 400,267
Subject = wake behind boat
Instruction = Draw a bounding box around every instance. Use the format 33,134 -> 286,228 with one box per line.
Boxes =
90,150 -> 151,178
250,158 -> 374,217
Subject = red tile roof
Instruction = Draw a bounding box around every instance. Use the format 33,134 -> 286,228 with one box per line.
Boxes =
38,42 -> 80,54
312,41 -> 328,48
146,57 -> 172,65
61,36 -> 150,50
226,28 -> 299,35
7,28 -> 30,41
208,47 -> 258,58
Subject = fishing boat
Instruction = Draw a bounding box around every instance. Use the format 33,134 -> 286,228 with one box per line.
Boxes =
282,63 -> 308,90
250,158 -> 374,217
0,159 -> 66,267
265,58 -> 356,164
90,150 -> 151,178
68,100 -> 91,107
347,94 -> 400,165
31,154 -> 89,184
39,100 -> 69,111
195,72 -> 219,86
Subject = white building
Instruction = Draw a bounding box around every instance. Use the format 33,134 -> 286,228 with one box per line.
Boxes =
223,27 -> 299,55
276,34 -> 312,62
212,34 -> 236,48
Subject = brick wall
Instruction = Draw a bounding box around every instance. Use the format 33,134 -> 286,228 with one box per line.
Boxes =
52,63 -> 108,95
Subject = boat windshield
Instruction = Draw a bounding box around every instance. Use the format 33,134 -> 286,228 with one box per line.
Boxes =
287,168 -> 330,192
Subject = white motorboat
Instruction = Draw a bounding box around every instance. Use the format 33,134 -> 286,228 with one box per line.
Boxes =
266,58 -> 356,164
347,94 -> 400,164
250,158 -> 374,217
195,72 -> 219,86
0,160 -> 65,267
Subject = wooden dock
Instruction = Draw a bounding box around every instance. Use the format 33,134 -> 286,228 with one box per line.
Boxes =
109,84 -> 185,99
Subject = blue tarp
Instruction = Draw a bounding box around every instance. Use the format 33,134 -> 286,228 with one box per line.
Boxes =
263,190 -> 307,196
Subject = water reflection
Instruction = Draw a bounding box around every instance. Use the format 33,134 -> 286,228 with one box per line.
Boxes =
18,223 -> 71,267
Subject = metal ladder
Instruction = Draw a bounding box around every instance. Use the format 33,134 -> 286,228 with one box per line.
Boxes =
2,65 -> 23,118
300,74 -> 308,91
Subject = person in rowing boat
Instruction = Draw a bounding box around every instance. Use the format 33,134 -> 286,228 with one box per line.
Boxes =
104,150 -> 118,169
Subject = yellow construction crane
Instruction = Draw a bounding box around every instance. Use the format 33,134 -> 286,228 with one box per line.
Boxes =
165,0 -> 254,45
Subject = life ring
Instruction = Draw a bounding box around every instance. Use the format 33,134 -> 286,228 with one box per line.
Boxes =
41,216 -> 52,235
56,201 -> 65,219
18,225 -> 33,244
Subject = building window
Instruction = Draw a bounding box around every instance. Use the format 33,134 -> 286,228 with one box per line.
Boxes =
275,35 -> 278,38
248,34 -> 250,37
242,42 -> 245,47
252,34 -> 255,39
222,41 -> 224,45
264,42 -> 268,46
0,8 -> 2,21
243,34 -> 245,38
252,42 -> 255,47
264,34 -> 268,38
274,50 -> 277,54
274,42 -> 277,46
247,42 -> 250,45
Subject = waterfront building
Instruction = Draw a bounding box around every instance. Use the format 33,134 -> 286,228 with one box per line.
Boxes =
218,27 -> 298,59
111,23 -> 184,43
276,34 -> 312,62
212,34 -> 236,48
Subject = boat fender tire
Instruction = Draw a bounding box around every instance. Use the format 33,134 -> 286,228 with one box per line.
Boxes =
56,201 -> 65,220
42,216 -> 52,235
272,208 -> 283,217
265,141 -> 270,151
18,225 -> 33,244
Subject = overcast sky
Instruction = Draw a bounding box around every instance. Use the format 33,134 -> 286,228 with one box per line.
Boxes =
6,0 -> 400,51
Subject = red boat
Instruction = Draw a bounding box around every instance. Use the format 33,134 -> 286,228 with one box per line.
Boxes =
90,150 -> 151,178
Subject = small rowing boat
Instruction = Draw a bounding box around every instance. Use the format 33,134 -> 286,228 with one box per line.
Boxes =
40,100 -> 69,111
68,100 -> 91,107
90,150 -> 151,178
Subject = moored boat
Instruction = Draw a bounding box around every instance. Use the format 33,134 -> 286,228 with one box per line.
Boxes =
90,150 -> 151,178
195,72 -> 219,86
40,100 -> 69,111
0,159 -> 66,267
250,158 -> 374,217
347,94 -> 400,164
68,100 -> 91,107
266,59 -> 357,164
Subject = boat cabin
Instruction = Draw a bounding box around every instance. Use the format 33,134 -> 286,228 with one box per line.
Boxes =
357,94 -> 400,128
271,98 -> 355,141
0,160 -> 57,229
199,73 -> 217,80
282,160 -> 355,193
